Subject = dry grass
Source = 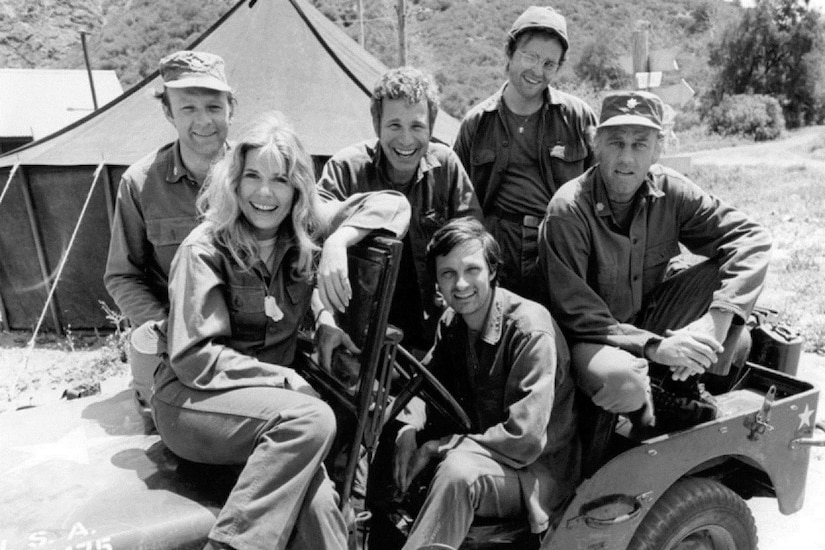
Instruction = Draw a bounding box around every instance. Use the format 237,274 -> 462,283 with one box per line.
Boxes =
689,163 -> 825,354
0,304 -> 130,412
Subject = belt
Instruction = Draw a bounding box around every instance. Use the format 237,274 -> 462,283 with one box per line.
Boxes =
489,207 -> 542,228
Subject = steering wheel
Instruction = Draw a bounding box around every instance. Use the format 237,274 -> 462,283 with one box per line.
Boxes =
386,343 -> 472,432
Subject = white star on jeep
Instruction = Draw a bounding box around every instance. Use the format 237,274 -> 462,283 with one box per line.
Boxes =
798,403 -> 814,430
3,426 -> 92,477
627,98 -> 639,110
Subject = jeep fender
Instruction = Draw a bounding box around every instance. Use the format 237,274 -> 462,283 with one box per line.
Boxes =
541,385 -> 818,550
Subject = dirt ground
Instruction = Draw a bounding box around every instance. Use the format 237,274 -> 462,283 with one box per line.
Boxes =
688,126 -> 825,169
0,330 -> 129,413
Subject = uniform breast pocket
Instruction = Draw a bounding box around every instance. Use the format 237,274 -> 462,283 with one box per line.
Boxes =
146,217 -> 199,246
594,265 -> 617,305
146,217 -> 200,270
548,141 -> 589,186
419,209 -> 448,241
228,285 -> 266,340
286,279 -> 311,306
471,148 -> 496,167
643,240 -> 680,288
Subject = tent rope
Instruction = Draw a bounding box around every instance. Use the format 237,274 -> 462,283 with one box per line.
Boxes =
0,160 -> 20,209
8,161 -> 106,410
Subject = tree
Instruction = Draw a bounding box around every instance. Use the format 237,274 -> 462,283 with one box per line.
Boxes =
687,2 -> 713,34
707,0 -> 824,128
574,38 -> 629,91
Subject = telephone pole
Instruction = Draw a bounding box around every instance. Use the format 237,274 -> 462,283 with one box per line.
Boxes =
396,0 -> 407,65
632,20 -> 650,79
80,31 -> 99,110
357,0 -> 365,47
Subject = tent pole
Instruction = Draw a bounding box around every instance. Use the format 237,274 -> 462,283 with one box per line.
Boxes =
0,286 -> 6,331
101,165 -> 115,229
18,167 -> 63,333
18,163 -> 104,405
0,161 -> 20,209
0,162 -> 20,330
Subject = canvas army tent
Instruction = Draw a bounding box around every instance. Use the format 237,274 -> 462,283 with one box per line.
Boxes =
0,0 -> 461,331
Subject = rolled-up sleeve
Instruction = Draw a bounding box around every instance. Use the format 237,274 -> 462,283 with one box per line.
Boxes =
321,190 -> 411,239
317,157 -> 355,201
676,181 -> 772,323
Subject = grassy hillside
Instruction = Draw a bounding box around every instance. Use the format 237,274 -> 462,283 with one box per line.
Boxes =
0,0 -> 741,118
317,0 -> 742,115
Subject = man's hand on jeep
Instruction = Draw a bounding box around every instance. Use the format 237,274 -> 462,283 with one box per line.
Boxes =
649,329 -> 723,380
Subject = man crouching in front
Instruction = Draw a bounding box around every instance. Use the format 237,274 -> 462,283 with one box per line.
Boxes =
373,217 -> 580,549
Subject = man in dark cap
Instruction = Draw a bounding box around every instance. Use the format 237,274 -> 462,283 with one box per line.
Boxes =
105,50 -> 235,424
539,90 -> 772,431
454,5 -> 596,303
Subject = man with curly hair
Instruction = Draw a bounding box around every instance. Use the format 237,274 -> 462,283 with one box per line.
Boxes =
318,66 -> 482,355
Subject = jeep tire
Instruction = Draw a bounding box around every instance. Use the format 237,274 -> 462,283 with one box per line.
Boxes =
628,477 -> 757,550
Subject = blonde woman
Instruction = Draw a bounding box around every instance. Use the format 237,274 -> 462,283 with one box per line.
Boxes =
152,113 -> 410,550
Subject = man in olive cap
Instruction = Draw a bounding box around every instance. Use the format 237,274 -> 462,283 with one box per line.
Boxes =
454,5 -> 596,303
105,50 -> 235,426
539,90 -> 771,432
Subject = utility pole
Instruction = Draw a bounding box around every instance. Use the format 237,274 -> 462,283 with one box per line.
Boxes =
396,0 -> 406,65
80,31 -> 98,110
631,20 -> 650,80
357,0 -> 365,47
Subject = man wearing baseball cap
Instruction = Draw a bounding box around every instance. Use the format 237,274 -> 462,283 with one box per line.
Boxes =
539,90 -> 771,432
105,50 -> 235,427
454,5 -> 596,304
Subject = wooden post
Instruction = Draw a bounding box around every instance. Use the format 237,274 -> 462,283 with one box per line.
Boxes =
357,0 -> 365,47
397,0 -> 407,66
80,32 -> 99,110
632,20 -> 650,88
19,168 -> 63,333
101,165 -> 114,229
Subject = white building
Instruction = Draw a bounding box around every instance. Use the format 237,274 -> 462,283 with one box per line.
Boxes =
0,68 -> 123,154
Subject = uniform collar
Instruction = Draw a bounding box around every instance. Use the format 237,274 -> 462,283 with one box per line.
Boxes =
483,83 -> 559,114
477,286 -> 506,346
591,166 -> 664,218
166,140 -> 230,186
371,138 -> 441,185
254,227 -> 298,278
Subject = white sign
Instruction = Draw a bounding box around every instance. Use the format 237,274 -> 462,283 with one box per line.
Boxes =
653,79 -> 695,106
635,71 -> 662,89
649,49 -> 679,72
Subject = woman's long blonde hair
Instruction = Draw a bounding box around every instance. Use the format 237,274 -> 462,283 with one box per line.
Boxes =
197,112 -> 324,279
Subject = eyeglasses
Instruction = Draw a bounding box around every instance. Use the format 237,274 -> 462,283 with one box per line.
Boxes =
515,50 -> 559,73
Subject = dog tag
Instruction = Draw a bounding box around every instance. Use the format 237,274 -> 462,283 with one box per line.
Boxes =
264,295 -> 284,321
